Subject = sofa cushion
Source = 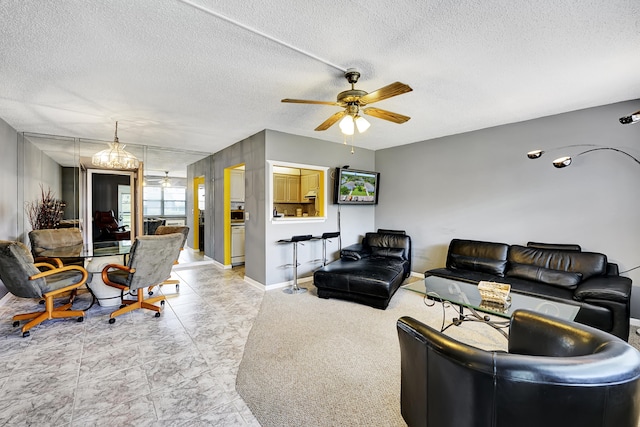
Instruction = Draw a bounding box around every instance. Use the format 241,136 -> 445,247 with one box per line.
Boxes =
446,239 -> 509,276
371,247 -> 405,259
449,254 -> 508,276
506,263 -> 583,290
341,250 -> 362,261
508,245 -> 607,281
574,276 -> 632,303
527,242 -> 581,251
426,267 -> 497,284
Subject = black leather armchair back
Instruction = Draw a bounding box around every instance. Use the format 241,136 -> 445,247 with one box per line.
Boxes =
364,231 -> 412,276
397,310 -> 640,427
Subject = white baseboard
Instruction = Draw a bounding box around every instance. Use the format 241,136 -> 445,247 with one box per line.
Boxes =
243,275 -> 266,291
265,275 -> 313,291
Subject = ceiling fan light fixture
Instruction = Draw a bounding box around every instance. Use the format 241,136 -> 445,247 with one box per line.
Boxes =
339,115 -> 355,135
161,171 -> 171,187
91,122 -> 140,170
355,115 -> 370,133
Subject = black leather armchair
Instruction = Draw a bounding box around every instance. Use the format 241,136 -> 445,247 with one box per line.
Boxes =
397,309 -> 640,427
94,210 -> 130,241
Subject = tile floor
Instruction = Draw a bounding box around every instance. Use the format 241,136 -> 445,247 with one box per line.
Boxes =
0,263 -> 264,426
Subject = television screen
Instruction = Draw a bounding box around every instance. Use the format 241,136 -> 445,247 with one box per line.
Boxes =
334,168 -> 380,205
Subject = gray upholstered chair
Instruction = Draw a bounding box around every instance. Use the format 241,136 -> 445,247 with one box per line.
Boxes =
397,309 -> 640,427
0,240 -> 88,337
101,233 -> 184,323
28,227 -> 84,266
147,225 -> 189,295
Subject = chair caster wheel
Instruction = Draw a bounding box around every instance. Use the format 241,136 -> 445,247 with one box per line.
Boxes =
155,312 -> 161,318
22,331 -> 30,338
148,291 -> 153,296
160,300 -> 165,306
109,318 -> 116,324
176,284 -> 179,292
77,317 -> 84,323
12,321 -> 19,327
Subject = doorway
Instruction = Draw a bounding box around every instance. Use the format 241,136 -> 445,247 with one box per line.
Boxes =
86,169 -> 135,248
193,176 -> 205,252
224,164 -> 245,267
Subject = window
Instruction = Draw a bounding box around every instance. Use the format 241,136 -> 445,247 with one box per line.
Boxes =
269,161 -> 328,222
143,185 -> 186,216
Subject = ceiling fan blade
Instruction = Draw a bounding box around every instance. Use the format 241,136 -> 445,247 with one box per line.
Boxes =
281,98 -> 339,106
362,107 -> 411,124
359,82 -> 413,105
315,111 -> 347,131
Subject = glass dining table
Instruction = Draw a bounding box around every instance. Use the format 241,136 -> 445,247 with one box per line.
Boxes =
39,240 -> 133,307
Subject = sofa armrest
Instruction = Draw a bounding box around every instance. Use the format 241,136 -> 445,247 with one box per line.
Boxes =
574,276 -> 632,304
340,243 -> 370,261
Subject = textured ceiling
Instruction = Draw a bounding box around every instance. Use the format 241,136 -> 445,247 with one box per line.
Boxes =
1,0 -> 639,162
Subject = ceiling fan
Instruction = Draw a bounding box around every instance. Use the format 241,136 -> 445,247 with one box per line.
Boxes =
281,68 -> 413,134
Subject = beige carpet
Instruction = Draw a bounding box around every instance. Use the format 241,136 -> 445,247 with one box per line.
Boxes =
236,281 -> 508,427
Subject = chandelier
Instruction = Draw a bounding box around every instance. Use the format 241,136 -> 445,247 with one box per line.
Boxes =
92,122 -> 140,170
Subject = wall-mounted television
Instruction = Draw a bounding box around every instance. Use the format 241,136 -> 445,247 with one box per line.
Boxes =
334,167 -> 380,205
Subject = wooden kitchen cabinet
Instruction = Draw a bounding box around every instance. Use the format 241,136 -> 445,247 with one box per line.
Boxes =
273,174 -> 300,202
301,172 -> 320,198
230,169 -> 245,202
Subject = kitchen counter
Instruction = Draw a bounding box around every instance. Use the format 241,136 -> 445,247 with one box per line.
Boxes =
272,215 -> 325,223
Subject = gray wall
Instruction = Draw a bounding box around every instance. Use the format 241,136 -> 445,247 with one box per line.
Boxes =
208,131 -> 266,283
375,100 -> 640,318
204,129 -> 376,287
0,118 -> 18,241
264,129 -> 376,286
19,134 -> 62,241
0,118 -> 18,298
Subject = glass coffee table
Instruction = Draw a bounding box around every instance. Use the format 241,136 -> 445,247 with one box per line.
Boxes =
404,275 -> 580,338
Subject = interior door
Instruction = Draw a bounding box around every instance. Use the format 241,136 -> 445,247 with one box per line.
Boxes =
86,169 -> 135,248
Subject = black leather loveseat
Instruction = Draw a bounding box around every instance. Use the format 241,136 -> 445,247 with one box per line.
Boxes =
313,229 -> 412,309
427,239 -> 633,340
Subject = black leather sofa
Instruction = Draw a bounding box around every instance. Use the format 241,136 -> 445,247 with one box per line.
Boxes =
313,229 -> 411,309
427,239 -> 633,340
397,310 -> 640,427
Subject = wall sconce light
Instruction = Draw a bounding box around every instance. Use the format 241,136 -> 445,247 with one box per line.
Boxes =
548,147 -> 640,169
619,110 -> 640,125
526,144 -> 597,163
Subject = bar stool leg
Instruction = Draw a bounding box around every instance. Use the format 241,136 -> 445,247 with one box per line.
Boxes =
322,238 -> 328,266
283,241 -> 307,294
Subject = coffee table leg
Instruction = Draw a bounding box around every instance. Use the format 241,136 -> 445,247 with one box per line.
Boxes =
441,302 -> 510,338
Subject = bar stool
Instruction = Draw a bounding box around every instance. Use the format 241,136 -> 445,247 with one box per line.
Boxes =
277,234 -> 313,294
313,231 -> 340,266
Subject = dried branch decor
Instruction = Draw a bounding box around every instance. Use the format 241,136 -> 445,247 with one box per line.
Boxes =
25,185 -> 66,230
